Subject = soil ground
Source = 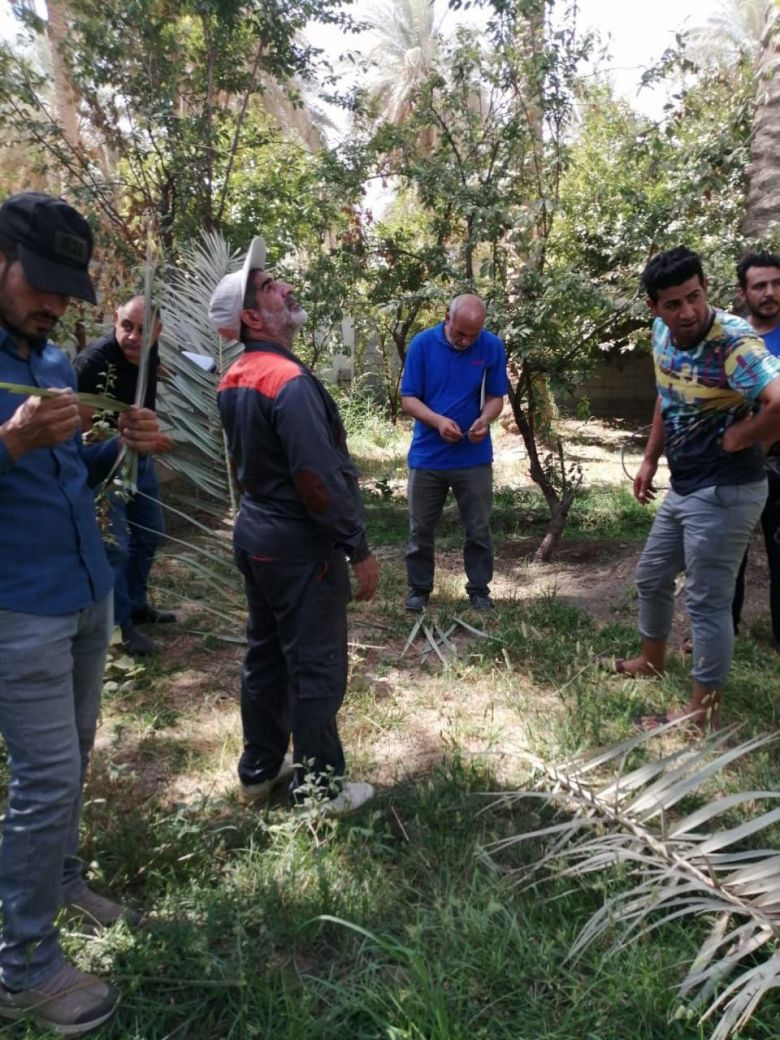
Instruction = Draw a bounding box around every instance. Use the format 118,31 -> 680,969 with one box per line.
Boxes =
96,418 -> 775,807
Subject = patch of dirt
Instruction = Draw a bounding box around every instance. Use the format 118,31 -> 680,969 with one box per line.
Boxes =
93,418 -> 776,808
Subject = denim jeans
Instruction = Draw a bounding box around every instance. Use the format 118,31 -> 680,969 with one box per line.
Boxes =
405,465 -> 494,596
0,595 -> 112,989
106,455 -> 164,627
635,481 -> 767,688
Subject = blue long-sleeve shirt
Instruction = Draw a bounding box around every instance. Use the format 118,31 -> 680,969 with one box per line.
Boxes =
0,328 -> 116,615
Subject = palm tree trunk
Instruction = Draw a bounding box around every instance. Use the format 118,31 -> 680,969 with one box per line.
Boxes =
742,2 -> 780,238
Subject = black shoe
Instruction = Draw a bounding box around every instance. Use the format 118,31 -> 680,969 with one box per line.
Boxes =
468,594 -> 495,612
131,605 -> 176,625
404,590 -> 429,612
121,625 -> 156,656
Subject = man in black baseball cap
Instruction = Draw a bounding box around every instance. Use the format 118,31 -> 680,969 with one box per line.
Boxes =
0,191 -> 96,305
0,192 -> 160,1035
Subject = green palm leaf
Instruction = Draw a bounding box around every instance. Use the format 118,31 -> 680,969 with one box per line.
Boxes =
0,381 -> 132,412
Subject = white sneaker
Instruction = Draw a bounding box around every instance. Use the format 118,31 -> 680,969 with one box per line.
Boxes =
238,754 -> 295,806
321,781 -> 375,816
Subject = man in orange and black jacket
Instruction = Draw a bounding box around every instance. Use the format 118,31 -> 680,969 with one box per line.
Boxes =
210,240 -> 379,813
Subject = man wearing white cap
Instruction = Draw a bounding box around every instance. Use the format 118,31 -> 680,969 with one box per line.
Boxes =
210,239 -> 379,813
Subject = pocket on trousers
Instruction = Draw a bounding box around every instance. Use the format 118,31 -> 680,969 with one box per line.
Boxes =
296,646 -> 346,701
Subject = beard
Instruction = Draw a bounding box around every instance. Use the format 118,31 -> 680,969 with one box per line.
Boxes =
287,304 -> 307,328
260,303 -> 307,342
0,307 -> 49,352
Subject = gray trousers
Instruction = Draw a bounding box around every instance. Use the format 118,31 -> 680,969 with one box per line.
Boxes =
635,481 -> 767,688
405,465 -> 493,596
0,596 -> 112,989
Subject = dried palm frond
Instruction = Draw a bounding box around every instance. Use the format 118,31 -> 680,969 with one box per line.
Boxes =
156,230 -> 243,511
484,719 -> 780,1040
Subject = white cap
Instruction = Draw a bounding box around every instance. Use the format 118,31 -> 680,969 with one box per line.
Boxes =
207,236 -> 267,338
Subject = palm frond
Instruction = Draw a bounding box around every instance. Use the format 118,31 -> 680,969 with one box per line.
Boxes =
485,721 -> 780,1040
156,230 -> 243,512
0,382 -> 132,412
110,228 -> 160,493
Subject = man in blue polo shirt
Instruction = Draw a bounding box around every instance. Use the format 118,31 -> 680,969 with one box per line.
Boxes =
0,192 -> 161,1036
401,294 -> 509,612
732,252 -> 780,646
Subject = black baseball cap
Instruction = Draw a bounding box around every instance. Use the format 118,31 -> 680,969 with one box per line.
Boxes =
0,191 -> 96,304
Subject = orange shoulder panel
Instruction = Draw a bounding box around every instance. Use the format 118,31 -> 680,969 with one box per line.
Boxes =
218,353 -> 302,399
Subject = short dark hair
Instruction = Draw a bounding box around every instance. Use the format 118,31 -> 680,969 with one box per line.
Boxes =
0,232 -> 19,261
240,269 -> 265,343
736,251 -> 780,290
641,247 -> 705,302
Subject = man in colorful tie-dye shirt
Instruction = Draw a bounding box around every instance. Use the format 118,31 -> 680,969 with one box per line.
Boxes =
605,247 -> 780,730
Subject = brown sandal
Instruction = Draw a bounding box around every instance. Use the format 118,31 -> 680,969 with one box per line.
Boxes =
633,711 -> 671,731
597,656 -> 627,674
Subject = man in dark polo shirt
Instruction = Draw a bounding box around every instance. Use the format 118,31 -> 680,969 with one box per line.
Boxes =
0,191 -> 161,1034
75,297 -> 175,656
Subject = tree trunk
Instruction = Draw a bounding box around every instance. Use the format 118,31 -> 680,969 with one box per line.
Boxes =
507,370 -> 581,562
536,498 -> 567,562
45,0 -> 81,156
742,2 -> 780,238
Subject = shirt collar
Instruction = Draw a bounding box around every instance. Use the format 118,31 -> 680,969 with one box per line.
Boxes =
245,338 -> 299,361
0,325 -> 38,360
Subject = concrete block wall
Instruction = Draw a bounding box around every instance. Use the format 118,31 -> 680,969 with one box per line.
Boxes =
561,352 -> 656,423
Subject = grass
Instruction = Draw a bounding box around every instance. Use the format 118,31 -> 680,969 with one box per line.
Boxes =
50,759 -> 725,1039
362,482 -> 655,550
3,412 -> 780,1038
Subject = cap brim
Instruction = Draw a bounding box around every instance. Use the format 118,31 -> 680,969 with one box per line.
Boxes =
19,243 -> 96,304
240,237 -> 267,303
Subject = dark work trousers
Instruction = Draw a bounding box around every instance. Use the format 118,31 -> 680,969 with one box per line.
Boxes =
405,464 -> 493,597
733,475 -> 780,641
234,549 -> 350,795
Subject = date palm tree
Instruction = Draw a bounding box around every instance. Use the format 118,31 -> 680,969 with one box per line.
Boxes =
364,0 -> 443,125
741,1 -> 780,238
688,0 -> 768,64
688,0 -> 780,239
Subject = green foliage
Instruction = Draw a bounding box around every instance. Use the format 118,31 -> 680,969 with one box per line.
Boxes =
553,56 -> 755,351
2,0 -> 356,262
